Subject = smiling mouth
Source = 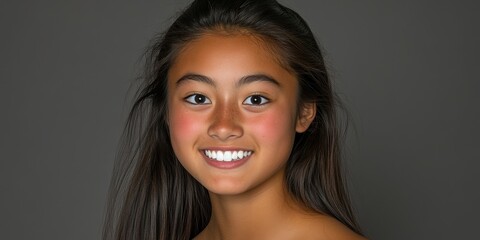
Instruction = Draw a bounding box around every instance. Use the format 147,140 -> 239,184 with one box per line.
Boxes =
204,150 -> 252,162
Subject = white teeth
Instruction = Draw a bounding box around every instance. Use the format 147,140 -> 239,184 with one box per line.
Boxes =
217,151 -> 224,161
224,151 -> 232,162
204,150 -> 252,161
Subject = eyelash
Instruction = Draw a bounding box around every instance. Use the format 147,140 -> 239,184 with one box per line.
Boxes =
184,94 -> 270,106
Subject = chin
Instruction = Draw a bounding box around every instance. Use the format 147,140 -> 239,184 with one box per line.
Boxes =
202,178 -> 252,196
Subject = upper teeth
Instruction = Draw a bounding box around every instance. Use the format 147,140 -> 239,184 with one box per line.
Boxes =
205,150 -> 252,162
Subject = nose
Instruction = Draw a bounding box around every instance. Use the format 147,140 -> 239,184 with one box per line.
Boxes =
207,101 -> 243,141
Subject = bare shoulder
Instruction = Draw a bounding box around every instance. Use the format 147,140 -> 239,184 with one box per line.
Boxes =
294,213 -> 368,240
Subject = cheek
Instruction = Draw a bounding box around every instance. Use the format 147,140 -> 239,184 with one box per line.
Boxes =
248,108 -> 296,145
168,107 -> 204,144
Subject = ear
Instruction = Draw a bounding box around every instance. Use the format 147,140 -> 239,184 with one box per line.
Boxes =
295,102 -> 316,133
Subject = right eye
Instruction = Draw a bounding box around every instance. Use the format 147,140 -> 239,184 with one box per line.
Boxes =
184,94 -> 211,105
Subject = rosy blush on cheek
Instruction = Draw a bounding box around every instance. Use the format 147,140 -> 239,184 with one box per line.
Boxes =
170,112 -> 202,141
249,109 -> 295,146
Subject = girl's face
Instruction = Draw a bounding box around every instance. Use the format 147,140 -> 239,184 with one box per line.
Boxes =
167,33 -> 313,195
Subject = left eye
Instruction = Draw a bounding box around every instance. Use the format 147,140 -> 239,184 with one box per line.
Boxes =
243,95 -> 269,105
184,94 -> 212,105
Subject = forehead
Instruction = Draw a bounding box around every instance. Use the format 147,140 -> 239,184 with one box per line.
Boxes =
168,33 -> 295,83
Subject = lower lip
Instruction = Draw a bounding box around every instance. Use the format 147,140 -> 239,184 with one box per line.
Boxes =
202,152 -> 251,169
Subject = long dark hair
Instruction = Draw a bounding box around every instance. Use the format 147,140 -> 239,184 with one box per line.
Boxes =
103,0 -> 362,239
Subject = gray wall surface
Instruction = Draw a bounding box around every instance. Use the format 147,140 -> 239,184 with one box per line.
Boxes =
1,1 -> 478,239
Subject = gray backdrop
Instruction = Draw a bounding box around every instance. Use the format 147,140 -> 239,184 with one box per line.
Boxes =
1,0 -> 478,239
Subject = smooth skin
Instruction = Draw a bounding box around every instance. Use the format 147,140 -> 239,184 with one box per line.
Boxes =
167,33 -> 366,240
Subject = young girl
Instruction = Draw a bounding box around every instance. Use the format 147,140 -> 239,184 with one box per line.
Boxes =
103,0 -> 366,239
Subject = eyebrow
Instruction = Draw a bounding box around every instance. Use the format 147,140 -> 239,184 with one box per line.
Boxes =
237,74 -> 280,87
176,74 -> 215,86
175,73 -> 281,88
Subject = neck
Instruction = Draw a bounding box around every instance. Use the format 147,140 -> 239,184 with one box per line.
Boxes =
200,170 -> 302,240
